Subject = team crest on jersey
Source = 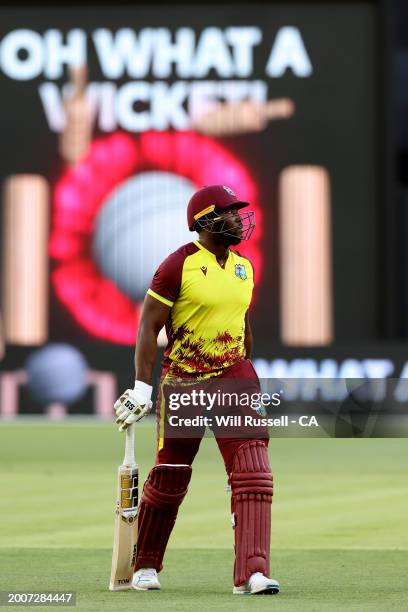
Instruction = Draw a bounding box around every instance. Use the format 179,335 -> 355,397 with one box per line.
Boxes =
235,264 -> 247,280
223,185 -> 236,196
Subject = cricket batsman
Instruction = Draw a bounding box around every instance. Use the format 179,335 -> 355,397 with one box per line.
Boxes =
114,184 -> 280,595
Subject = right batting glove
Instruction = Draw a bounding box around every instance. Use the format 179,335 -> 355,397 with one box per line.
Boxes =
114,381 -> 153,432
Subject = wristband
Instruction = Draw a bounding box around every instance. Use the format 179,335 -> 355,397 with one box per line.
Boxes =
133,380 -> 153,402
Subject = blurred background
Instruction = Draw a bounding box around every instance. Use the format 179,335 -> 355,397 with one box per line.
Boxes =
0,0 -> 407,418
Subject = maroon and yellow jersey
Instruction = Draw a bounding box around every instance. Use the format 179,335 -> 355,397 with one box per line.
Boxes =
147,240 -> 254,377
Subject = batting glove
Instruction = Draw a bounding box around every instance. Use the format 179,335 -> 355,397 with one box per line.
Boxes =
114,381 -> 153,432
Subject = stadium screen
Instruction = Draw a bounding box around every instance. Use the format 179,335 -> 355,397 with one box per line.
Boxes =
0,3 -> 381,414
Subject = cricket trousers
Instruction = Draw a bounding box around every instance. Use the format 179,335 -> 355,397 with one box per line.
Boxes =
134,359 -> 274,586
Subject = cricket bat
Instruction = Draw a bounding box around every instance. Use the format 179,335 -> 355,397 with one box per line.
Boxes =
109,424 -> 139,591
191,98 -> 295,136
59,64 -> 93,165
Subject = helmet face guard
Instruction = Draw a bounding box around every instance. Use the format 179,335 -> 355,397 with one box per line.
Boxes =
195,209 -> 255,241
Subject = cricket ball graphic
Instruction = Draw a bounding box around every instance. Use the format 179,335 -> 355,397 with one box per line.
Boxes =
50,130 -> 262,344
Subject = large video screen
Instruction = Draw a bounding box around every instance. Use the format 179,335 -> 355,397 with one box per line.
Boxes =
0,3 -> 381,414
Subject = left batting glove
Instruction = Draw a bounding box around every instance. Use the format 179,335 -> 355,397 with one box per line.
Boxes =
114,381 -> 153,432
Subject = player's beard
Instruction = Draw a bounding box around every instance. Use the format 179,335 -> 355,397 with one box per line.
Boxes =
220,232 -> 242,246
212,219 -> 243,246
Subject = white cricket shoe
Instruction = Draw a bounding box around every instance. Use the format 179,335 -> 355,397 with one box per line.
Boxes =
132,568 -> 161,591
233,572 -> 280,595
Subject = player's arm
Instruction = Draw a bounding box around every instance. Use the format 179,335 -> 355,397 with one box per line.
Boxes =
135,294 -> 171,384
115,249 -> 182,431
114,295 -> 171,431
244,310 -> 253,359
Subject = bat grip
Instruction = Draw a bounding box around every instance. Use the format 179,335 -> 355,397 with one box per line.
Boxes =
123,424 -> 135,466
264,98 -> 295,120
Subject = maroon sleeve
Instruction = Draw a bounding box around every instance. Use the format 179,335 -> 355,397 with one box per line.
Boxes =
147,245 -> 193,306
147,255 -> 181,305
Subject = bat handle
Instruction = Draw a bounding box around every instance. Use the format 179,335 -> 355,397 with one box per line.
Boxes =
264,98 -> 295,120
123,424 -> 135,466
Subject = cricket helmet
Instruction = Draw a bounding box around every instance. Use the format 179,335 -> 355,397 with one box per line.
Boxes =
187,185 -> 255,240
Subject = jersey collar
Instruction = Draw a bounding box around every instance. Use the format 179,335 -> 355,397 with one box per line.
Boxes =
194,240 -> 230,268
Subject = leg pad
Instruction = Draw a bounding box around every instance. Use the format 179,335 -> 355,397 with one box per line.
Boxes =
135,464 -> 192,572
230,440 -> 273,586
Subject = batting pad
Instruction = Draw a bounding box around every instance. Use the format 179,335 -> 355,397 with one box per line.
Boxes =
135,464 -> 192,572
230,440 -> 273,586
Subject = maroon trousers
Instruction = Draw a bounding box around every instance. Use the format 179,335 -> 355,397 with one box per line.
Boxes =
135,359 -> 273,585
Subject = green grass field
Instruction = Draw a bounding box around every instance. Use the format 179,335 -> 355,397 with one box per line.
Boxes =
0,421 -> 407,611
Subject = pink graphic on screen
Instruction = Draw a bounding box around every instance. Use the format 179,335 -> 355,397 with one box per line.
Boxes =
50,131 -> 262,344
